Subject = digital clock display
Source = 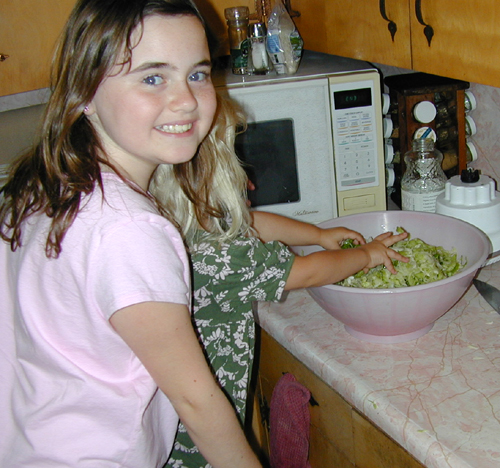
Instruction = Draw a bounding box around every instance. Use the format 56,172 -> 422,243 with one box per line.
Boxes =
333,87 -> 372,110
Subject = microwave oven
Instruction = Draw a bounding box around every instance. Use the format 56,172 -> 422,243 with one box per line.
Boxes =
213,50 -> 387,224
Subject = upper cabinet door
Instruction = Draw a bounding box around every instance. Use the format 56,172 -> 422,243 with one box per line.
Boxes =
0,1 -> 75,96
291,0 -> 412,69
410,0 -> 500,87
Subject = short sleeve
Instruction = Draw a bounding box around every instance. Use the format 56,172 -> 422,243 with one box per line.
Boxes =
90,217 -> 190,319
191,235 -> 295,305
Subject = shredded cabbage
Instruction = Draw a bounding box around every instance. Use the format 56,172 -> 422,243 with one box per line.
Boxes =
337,227 -> 466,289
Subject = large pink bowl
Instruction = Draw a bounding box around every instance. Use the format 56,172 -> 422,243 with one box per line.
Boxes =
292,211 -> 491,343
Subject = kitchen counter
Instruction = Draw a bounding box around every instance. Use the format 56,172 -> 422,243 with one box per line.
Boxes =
256,260 -> 500,468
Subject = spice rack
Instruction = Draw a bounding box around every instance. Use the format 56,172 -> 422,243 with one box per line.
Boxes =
383,73 -> 470,207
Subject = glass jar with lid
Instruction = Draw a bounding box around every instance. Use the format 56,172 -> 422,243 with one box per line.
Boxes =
401,138 -> 447,212
247,22 -> 271,74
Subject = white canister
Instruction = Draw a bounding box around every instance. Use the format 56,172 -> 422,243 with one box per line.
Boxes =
436,170 -> 500,253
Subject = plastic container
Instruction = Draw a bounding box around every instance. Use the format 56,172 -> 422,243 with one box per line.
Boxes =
436,169 -> 500,253
225,7 -> 250,75
401,138 -> 447,212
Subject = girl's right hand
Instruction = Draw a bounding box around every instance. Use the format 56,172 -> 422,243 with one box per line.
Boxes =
358,231 -> 409,274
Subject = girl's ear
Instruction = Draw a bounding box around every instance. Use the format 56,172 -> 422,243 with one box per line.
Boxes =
83,103 -> 96,116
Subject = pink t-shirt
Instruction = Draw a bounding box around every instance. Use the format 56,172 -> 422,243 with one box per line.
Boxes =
0,174 -> 190,467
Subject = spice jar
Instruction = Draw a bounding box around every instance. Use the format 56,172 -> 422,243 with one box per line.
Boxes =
248,22 -> 270,74
401,138 -> 447,212
436,126 -> 458,144
224,6 -> 250,75
412,100 -> 437,124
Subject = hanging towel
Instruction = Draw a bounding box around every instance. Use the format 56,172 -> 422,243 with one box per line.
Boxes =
269,372 -> 312,468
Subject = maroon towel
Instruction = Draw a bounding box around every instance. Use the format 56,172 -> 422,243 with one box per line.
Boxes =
269,373 -> 312,468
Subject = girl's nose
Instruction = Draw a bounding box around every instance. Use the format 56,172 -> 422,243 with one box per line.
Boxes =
168,82 -> 197,112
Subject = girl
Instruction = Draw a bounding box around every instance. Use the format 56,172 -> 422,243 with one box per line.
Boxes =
0,1 -> 262,467
150,96 -> 408,467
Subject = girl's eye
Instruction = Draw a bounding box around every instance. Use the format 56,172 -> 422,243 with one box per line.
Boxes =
189,71 -> 210,82
143,75 -> 164,86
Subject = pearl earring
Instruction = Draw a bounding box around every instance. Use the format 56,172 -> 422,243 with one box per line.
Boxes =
84,106 -> 89,113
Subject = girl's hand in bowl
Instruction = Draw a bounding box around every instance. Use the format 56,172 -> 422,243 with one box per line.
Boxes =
359,231 -> 409,274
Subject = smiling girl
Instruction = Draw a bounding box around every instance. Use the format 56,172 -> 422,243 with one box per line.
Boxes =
0,1 -> 261,467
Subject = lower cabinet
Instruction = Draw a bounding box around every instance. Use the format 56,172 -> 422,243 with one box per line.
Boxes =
250,328 -> 425,468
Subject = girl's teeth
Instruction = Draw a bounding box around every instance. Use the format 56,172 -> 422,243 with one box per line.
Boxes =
157,123 -> 192,134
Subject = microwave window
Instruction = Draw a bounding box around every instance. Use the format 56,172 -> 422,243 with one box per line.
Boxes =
334,87 -> 372,110
235,119 -> 299,208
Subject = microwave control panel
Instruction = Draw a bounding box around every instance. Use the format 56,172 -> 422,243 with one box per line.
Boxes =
328,72 -> 386,215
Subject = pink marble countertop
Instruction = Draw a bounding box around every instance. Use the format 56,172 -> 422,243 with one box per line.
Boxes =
256,261 -> 500,468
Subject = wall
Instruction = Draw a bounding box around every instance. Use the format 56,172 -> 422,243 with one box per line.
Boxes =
0,88 -> 49,113
0,90 -> 48,167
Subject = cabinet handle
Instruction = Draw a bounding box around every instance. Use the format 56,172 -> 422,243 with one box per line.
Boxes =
415,0 -> 434,46
0,54 -> 10,62
284,0 -> 300,18
379,0 -> 397,41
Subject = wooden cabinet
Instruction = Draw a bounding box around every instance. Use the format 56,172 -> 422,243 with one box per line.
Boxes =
3,1 -> 500,96
0,1 -> 75,96
409,1 -> 500,86
205,0 -> 500,88
293,0 -> 500,88
292,0 -> 413,71
251,328 -> 425,468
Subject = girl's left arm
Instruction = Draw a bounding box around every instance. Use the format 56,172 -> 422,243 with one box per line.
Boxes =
251,211 -> 365,250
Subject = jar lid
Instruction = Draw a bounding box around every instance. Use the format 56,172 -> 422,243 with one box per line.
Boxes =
386,166 -> 395,188
382,93 -> 391,114
250,22 -> 267,38
413,126 -> 437,142
384,142 -> 394,163
464,90 -> 477,112
383,117 -> 393,138
465,115 -> 477,136
466,139 -> 478,161
413,101 -> 437,123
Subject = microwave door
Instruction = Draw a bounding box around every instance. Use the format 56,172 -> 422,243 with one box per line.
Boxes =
220,78 -> 338,224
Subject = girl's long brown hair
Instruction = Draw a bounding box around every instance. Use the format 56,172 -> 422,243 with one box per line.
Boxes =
0,0 -> 214,258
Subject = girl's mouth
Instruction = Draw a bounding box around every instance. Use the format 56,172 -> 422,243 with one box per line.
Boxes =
155,123 -> 193,134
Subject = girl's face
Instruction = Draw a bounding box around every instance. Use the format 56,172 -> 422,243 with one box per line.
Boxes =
86,14 -> 217,189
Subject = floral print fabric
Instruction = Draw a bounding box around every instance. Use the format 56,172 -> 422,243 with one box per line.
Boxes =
166,232 -> 294,468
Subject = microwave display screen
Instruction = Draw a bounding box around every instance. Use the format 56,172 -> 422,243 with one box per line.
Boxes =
235,119 -> 299,207
334,87 -> 372,110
